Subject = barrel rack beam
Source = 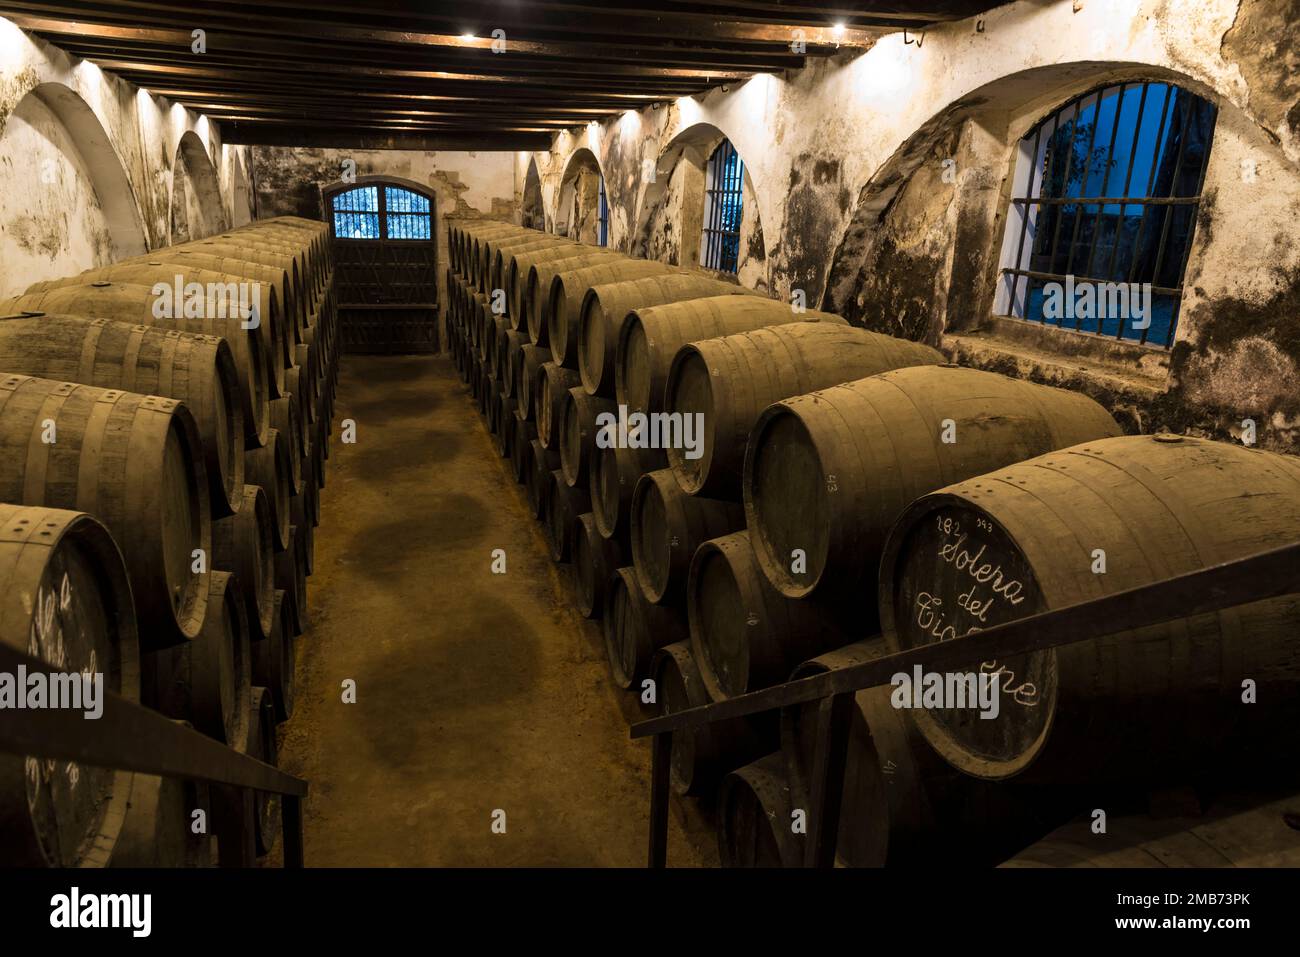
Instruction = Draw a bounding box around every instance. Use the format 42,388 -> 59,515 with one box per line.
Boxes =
633,538 -> 1300,867
0,641 -> 309,867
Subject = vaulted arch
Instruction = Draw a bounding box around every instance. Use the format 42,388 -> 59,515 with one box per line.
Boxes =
170,129 -> 227,243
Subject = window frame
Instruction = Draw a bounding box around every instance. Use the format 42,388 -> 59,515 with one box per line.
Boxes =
597,176 -> 609,247
993,80 -> 1217,349
329,182 -> 434,242
701,139 -> 745,274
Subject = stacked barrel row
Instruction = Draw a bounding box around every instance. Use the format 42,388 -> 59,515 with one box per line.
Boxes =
0,215 -> 337,867
447,220 -> 1300,867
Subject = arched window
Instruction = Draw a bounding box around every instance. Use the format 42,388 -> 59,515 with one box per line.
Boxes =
598,176 -> 609,247
701,139 -> 744,273
331,184 -> 432,240
995,81 -> 1217,347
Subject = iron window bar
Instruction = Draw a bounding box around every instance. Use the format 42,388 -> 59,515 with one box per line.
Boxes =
998,81 -> 1217,349
598,176 -> 609,247
702,139 -> 744,273
331,185 -> 432,241
632,538 -> 1300,868
0,641 -> 308,867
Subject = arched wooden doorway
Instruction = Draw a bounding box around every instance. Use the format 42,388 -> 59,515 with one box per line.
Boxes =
325,175 -> 439,354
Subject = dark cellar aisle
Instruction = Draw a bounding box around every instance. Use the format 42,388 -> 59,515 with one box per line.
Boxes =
272,355 -> 712,867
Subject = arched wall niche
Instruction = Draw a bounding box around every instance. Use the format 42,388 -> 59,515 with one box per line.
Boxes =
555,147 -> 603,243
170,129 -> 227,244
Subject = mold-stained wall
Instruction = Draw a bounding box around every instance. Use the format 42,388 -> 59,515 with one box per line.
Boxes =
0,18 -> 254,300
523,0 -> 1300,453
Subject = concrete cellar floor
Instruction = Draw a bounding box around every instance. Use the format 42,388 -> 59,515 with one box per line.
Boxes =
271,355 -> 714,866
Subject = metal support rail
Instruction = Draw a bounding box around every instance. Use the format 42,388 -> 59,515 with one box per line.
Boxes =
632,540 -> 1300,868
0,642 -> 309,867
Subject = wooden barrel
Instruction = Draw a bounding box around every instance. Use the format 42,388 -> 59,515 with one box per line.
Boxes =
652,642 -> 775,797
493,393 -> 516,459
143,570 -> 251,747
270,395 -> 305,494
616,296 -> 849,415
0,312 -> 245,518
579,275 -> 755,397
0,504 -> 139,867
527,439 -> 561,519
535,362 -> 582,450
507,243 -> 590,331
879,434 -> 1300,785
502,331 -> 527,400
290,483 -> 316,575
548,260 -> 674,369
511,413 -> 537,485
590,440 -> 666,540
249,685 -> 282,856
246,427 -> 293,551
745,365 -> 1122,605
603,565 -> 688,689
124,250 -> 304,344
110,774 -> 216,867
542,469 -> 591,563
2,282 -> 272,448
492,236 -> 570,308
526,250 -> 624,346
0,375 -> 210,647
632,468 -> 745,605
275,525 -> 308,637
182,238 -> 308,308
461,224 -> 523,287
252,591 -> 295,724
286,365 -> 313,428
213,484 -> 275,642
1002,793 -> 1300,867
516,344 -> 551,420
560,388 -> 615,488
27,263 -> 289,397
666,323 -> 944,499
688,530 -> 850,700
717,753 -> 803,867
573,511 -> 625,619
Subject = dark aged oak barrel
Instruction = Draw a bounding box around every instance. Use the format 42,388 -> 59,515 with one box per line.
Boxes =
247,427 -> 293,552
0,313 -> 245,518
213,484 -> 275,642
270,395 -> 305,494
526,250 -> 625,345
0,375 -> 209,647
548,260 -> 675,369
1002,793 -> 1300,867
666,323 -> 944,499
253,590 -> 295,724
503,330 -> 527,400
0,504 -> 139,867
527,439 -> 561,519
143,570 -> 251,746
631,468 -> 745,605
493,393 -> 516,459
779,641 -> 1046,867
291,485 -> 316,575
515,344 -> 551,420
465,225 -> 525,289
542,469 -> 591,563
603,565 -> 688,689
688,530 -> 849,700
26,264 -> 288,399
717,753 -> 803,868
1,282 -> 272,448
579,275 -> 756,397
249,685 -> 282,856
535,361 -> 583,451
508,243 -> 590,331
286,365 -> 313,428
745,365 -> 1122,605
616,296 -> 849,415
590,440 -> 667,540
275,525 -> 308,637
560,388 -> 616,489
652,642 -> 775,797
110,774 -> 216,867
879,434 -> 1300,786
511,413 -> 538,485
573,511 -> 625,619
